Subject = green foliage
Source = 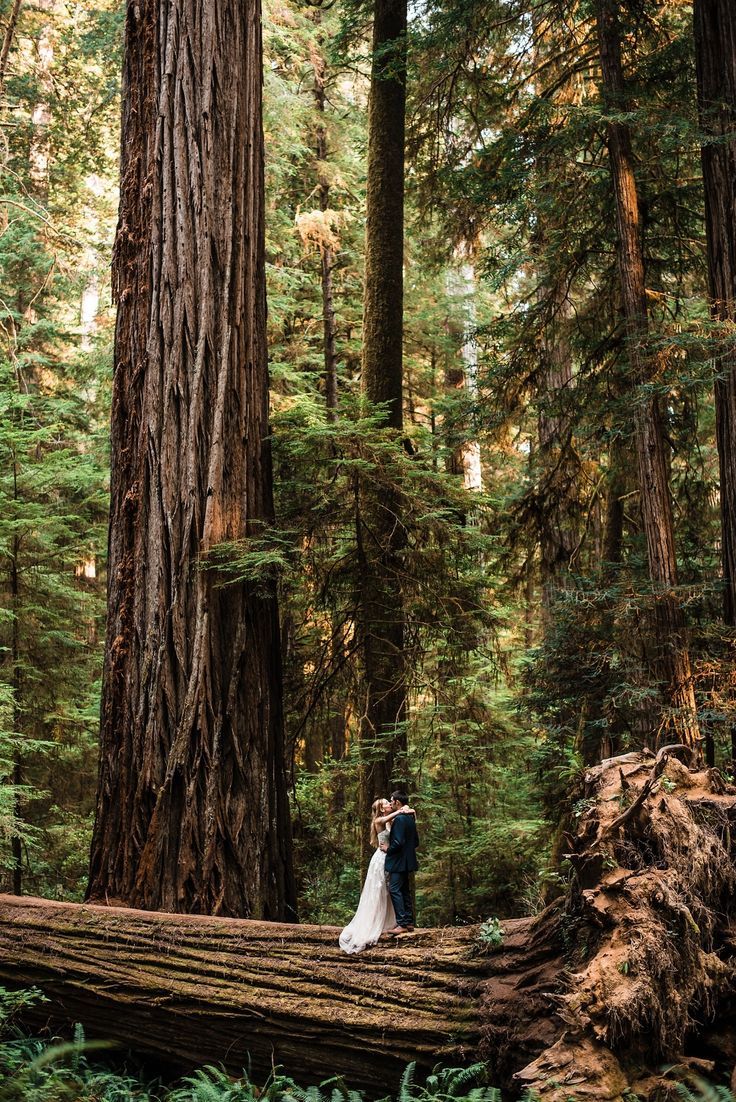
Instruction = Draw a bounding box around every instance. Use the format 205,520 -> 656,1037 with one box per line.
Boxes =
0,0 -> 732,946
477,917 -> 504,949
0,999 -> 499,1102
0,985 -> 47,1033
397,1064 -> 498,1102
0,0 -> 115,896
674,1078 -> 736,1102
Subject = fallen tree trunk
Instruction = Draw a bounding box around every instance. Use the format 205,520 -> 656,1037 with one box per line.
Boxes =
3,751 -> 736,1098
0,895 -> 560,1092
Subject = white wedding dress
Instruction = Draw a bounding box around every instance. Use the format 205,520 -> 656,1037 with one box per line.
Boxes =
339,828 -> 396,954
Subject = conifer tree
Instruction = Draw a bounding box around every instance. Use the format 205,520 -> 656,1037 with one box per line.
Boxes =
356,0 -> 408,849
595,0 -> 701,755
694,0 -> 736,633
87,0 -> 296,917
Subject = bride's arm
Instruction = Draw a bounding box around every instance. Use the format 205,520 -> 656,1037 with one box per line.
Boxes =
374,806 -> 416,827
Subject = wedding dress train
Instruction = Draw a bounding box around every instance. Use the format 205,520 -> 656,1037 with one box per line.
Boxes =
338,830 -> 396,954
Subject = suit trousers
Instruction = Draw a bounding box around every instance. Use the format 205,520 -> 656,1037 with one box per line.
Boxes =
387,870 -> 414,928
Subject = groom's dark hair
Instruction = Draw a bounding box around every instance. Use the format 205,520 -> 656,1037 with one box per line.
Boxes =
390,789 -> 408,804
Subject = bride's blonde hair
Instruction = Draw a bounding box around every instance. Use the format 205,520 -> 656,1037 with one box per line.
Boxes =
369,798 -> 385,848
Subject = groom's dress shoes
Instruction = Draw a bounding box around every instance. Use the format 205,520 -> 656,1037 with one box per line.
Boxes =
387,925 -> 412,935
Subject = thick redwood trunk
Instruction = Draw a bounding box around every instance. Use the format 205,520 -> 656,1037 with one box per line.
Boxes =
88,0 -> 296,918
596,0 -> 700,754
694,1 -> 736,629
357,0 -> 408,856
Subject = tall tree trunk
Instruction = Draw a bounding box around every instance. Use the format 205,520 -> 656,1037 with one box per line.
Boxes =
528,14 -> 580,616
10,464 -> 21,894
310,14 -> 348,775
596,0 -> 701,755
537,284 -> 578,613
0,0 -> 23,98
87,0 -> 296,919
693,0 -> 736,767
361,0 -> 405,431
356,0 -> 408,860
311,15 -> 339,420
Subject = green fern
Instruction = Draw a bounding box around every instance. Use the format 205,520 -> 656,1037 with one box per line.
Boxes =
675,1078 -> 735,1102
399,1062 -> 417,1102
71,1022 -> 86,1073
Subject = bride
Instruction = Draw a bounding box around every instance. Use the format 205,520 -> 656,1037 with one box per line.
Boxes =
339,798 -> 415,954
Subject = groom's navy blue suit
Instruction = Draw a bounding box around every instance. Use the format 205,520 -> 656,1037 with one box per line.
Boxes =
384,812 -> 419,929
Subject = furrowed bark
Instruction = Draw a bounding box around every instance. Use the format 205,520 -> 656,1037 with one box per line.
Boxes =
596,0 -> 700,755
87,0 -> 296,918
357,0 -> 409,862
693,0 -> 736,769
694,0 -> 736,628
0,895 -> 513,1092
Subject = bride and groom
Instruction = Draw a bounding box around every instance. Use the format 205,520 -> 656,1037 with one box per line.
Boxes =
339,789 -> 419,954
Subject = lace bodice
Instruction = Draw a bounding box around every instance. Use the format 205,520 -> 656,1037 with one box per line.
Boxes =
377,828 -> 390,847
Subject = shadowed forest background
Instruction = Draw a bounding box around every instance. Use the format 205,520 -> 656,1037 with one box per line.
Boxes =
0,0 -> 734,932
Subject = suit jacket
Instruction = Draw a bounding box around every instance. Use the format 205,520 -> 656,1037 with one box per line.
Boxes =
384,812 -> 419,873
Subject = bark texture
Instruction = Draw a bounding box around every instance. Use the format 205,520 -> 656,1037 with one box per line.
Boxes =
0,895 -> 503,1091
596,0 -> 700,754
515,750 -> 736,1100
361,0 -> 405,430
87,0 -> 296,918
694,0 -> 736,629
356,0 -> 409,861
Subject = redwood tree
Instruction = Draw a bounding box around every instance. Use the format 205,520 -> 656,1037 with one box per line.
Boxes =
356,0 -> 408,848
87,0 -> 296,917
595,0 -> 701,754
693,1 -> 736,689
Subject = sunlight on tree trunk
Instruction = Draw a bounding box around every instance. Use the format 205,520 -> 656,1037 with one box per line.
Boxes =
596,0 -> 701,756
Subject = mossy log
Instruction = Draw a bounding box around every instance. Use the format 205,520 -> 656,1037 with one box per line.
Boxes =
0,895 -> 560,1093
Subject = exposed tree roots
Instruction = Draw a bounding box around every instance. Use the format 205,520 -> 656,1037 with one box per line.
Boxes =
505,748 -> 736,1099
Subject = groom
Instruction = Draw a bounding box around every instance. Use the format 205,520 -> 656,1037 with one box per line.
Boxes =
383,789 -> 419,934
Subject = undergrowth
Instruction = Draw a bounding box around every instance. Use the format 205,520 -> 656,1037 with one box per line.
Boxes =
0,988 -> 499,1102
4,989 -> 734,1102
